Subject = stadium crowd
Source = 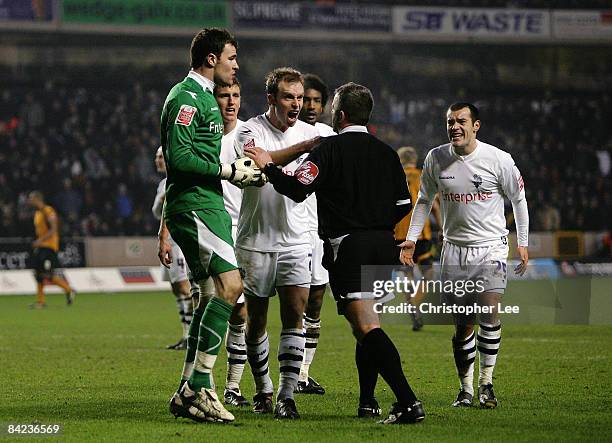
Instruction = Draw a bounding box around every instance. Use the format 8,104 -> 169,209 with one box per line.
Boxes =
1,71 -> 610,238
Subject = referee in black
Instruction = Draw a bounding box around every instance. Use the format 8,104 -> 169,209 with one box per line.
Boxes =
245,82 -> 424,425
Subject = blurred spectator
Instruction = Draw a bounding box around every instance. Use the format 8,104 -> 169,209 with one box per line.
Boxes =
18,93 -> 44,133
55,178 -> 83,227
538,203 -> 561,231
116,183 -> 133,220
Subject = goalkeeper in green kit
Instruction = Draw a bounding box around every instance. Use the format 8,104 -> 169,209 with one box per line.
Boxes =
158,28 -> 264,423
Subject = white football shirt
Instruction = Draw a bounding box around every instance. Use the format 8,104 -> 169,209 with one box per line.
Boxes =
304,122 -> 336,231
220,119 -> 243,226
235,114 -> 319,252
152,177 -> 181,247
152,178 -> 166,221
407,140 -> 529,247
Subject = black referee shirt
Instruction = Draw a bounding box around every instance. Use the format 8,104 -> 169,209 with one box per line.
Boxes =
264,127 -> 412,239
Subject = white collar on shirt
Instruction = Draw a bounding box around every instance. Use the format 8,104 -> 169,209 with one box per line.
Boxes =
339,125 -> 368,134
187,70 -> 215,93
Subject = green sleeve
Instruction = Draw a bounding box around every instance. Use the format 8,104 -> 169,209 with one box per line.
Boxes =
165,96 -> 220,177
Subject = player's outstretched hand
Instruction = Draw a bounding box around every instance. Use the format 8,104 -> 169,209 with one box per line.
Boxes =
514,246 -> 529,276
244,146 -> 273,170
219,157 -> 267,189
158,236 -> 173,268
398,240 -> 416,266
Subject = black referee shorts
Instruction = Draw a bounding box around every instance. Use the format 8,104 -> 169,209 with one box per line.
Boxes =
323,230 -> 399,315
31,247 -> 59,282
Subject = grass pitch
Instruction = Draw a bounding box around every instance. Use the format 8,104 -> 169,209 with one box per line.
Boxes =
1,291 -> 610,442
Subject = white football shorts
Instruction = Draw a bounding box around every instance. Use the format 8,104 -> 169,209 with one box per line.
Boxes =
440,239 -> 509,296
160,239 -> 189,284
309,231 -> 329,286
198,225 -> 245,304
236,247 -> 312,298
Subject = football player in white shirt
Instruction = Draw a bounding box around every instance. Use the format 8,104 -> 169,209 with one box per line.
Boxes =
399,103 -> 529,409
152,147 -> 193,351
294,73 -> 335,395
213,81 -> 250,408
234,68 -> 319,419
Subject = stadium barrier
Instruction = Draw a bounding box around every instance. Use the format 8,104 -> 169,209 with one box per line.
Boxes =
0,266 -> 167,296
0,232 -> 607,271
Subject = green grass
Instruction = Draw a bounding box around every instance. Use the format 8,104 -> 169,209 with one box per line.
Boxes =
0,291 -> 611,442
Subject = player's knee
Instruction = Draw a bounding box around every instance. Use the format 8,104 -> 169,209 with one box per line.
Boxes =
306,290 -> 324,317
221,278 -> 243,302
246,315 -> 266,339
351,322 -> 378,342
230,303 -> 247,324
280,303 -> 305,328
173,280 -> 191,298
455,324 -> 474,340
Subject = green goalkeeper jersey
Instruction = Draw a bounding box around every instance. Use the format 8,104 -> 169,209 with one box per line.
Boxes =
160,72 -> 225,217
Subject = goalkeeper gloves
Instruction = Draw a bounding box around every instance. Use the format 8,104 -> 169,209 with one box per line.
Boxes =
219,157 -> 268,189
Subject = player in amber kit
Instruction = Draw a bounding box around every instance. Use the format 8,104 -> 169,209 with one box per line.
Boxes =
394,146 -> 441,331
27,191 -> 75,308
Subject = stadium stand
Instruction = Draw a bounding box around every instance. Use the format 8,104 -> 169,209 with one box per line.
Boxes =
1,41 -> 610,237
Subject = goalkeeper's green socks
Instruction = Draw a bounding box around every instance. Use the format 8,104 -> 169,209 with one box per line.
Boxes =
189,297 -> 233,390
178,302 -> 206,392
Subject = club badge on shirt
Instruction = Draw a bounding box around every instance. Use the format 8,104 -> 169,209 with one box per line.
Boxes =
295,161 -> 319,185
176,105 -> 197,126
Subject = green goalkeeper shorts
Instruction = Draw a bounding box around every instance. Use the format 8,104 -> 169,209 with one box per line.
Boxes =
166,208 -> 238,281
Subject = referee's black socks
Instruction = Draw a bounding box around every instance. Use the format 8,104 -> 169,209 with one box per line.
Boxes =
361,328 -> 418,406
355,341 -> 378,403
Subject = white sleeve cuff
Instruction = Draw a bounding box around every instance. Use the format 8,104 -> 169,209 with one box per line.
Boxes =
512,198 -> 529,247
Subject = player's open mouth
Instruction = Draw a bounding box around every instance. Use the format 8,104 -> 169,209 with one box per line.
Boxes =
451,132 -> 463,141
226,107 -> 235,114
288,111 -> 299,119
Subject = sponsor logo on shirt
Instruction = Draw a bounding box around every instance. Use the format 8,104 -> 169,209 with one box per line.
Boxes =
295,161 -> 319,185
442,190 -> 493,204
243,138 -> 255,149
209,121 -> 223,134
439,175 -> 455,179
175,104 -> 196,126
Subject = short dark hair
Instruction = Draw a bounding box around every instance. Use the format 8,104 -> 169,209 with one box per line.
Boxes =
303,73 -> 329,107
190,28 -> 237,69
396,146 -> 418,166
334,82 -> 373,126
448,102 -> 479,123
214,79 -> 241,95
265,67 -> 303,96
28,190 -> 43,201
